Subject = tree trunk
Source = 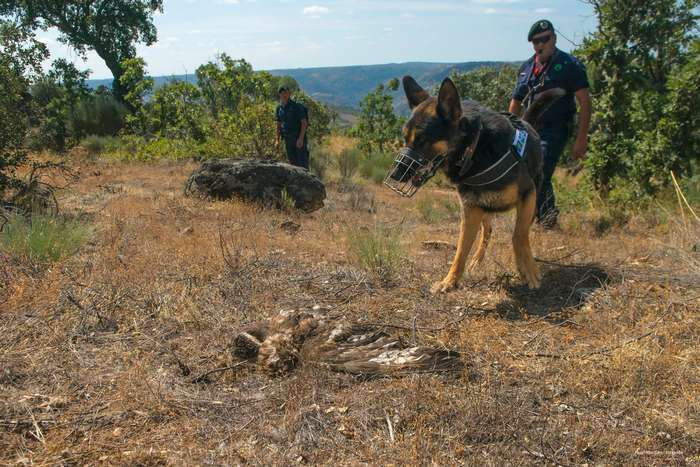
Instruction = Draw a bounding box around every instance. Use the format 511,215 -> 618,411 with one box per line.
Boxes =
97,49 -> 129,108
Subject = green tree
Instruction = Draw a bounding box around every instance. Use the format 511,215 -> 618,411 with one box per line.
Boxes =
146,81 -> 206,142
294,91 -> 335,145
352,78 -> 404,154
0,0 -> 163,104
450,64 -> 519,112
205,98 -> 280,159
195,55 -> 270,117
579,0 -> 700,197
31,58 -> 91,151
119,57 -> 154,135
195,54 -> 332,156
0,20 -> 47,196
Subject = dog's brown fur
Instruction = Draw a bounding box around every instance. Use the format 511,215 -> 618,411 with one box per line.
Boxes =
400,76 -> 564,293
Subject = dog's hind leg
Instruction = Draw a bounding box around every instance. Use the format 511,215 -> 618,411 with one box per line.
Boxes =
513,190 -> 541,289
431,203 -> 483,294
468,215 -> 492,272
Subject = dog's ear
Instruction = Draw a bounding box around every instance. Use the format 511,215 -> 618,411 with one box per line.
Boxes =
458,115 -> 481,137
437,78 -> 462,123
403,76 -> 429,110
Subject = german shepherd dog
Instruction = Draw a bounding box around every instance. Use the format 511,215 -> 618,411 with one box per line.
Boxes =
386,76 -> 564,294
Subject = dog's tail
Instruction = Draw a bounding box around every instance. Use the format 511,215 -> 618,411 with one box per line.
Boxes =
522,88 -> 566,126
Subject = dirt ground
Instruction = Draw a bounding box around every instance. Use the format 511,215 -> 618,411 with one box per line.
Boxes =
1,158 -> 699,466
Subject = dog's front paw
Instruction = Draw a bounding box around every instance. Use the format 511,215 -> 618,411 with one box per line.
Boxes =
523,263 -> 541,289
430,279 -> 457,294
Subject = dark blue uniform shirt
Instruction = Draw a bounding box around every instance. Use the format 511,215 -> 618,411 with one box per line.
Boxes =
512,49 -> 589,131
275,100 -> 309,140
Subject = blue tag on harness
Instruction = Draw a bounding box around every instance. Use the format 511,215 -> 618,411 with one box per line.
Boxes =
513,129 -> 528,159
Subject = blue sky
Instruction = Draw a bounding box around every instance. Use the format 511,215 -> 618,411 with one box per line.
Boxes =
41,0 -> 598,79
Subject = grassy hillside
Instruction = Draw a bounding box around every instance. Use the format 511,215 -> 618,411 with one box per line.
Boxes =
2,154 -> 698,464
87,61 -> 508,114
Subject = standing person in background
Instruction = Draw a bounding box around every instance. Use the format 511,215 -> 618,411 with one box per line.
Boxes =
509,20 -> 592,230
275,85 -> 310,170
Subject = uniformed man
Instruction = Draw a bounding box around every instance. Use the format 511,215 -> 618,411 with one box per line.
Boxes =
275,85 -> 310,170
509,19 -> 592,229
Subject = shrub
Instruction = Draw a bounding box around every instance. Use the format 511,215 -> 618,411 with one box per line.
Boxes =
201,101 -> 282,160
416,196 -> 446,224
145,81 -> 206,142
337,148 -> 362,180
1,214 -> 91,263
359,152 -> 394,184
346,224 -> 406,281
279,187 -> 296,212
1,21 -> 47,197
81,135 -> 119,156
343,183 -> 376,212
309,147 -> 332,181
70,94 -> 127,138
450,64 -> 520,112
552,176 -> 594,214
103,135 -> 199,161
440,197 -> 461,219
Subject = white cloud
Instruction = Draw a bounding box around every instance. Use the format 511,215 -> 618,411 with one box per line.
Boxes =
534,7 -> 555,13
482,7 -> 517,14
302,5 -> 329,17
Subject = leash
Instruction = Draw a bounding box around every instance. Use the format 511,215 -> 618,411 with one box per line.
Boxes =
523,50 -> 558,109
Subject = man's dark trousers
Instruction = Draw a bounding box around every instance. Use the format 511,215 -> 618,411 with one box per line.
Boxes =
537,129 -> 568,226
284,137 -> 309,170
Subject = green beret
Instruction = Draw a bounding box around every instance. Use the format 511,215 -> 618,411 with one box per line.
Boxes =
528,19 -> 554,41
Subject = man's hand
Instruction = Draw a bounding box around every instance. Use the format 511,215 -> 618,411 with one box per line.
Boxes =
508,99 -> 523,117
572,136 -> 588,160
297,118 -> 308,149
275,138 -> 280,148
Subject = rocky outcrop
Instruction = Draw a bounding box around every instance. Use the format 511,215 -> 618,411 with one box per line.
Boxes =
185,159 -> 326,212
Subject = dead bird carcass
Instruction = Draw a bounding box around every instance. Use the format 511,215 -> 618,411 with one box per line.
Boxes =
233,307 -> 462,376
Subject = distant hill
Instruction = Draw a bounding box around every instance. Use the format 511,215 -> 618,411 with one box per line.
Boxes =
88,61 -> 508,116
268,61 -> 505,113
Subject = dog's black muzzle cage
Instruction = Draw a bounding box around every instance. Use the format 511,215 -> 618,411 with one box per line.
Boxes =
384,147 -> 447,198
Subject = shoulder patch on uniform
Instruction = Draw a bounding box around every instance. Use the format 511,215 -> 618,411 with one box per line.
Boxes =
554,63 -> 563,72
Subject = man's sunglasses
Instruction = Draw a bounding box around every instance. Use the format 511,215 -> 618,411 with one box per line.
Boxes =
531,34 -> 553,46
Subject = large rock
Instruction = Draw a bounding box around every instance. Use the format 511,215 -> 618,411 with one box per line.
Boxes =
185,159 -> 326,212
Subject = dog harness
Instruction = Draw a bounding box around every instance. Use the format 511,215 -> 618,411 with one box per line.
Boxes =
384,114 -> 530,197
458,113 -> 529,187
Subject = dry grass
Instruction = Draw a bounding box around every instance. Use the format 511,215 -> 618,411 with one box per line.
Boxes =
1,158 -> 699,465
325,135 -> 357,157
